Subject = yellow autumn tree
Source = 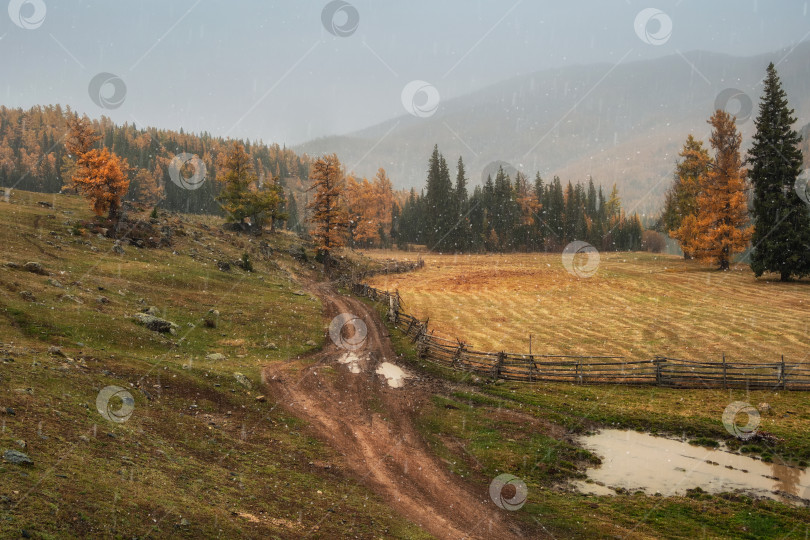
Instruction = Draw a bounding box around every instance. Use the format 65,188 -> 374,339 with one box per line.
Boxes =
130,165 -> 164,208
344,167 -> 396,248
681,110 -> 752,270
66,117 -> 130,221
307,154 -> 348,271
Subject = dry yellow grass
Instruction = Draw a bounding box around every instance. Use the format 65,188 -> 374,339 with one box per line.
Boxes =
364,250 -> 810,364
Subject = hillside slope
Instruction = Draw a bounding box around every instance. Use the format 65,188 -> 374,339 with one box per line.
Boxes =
297,43 -> 810,213
0,190 -> 427,538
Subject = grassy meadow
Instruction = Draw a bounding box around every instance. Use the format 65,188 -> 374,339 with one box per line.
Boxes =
365,250 -> 810,364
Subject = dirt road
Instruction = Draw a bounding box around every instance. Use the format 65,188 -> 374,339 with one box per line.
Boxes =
263,283 -> 524,539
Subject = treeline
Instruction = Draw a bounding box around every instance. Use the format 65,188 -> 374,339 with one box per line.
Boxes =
0,105 -> 310,218
397,146 -> 643,253
660,63 -> 810,280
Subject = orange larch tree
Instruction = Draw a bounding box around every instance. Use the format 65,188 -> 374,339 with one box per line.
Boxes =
307,154 -> 348,271
686,110 -> 752,270
66,117 -> 130,221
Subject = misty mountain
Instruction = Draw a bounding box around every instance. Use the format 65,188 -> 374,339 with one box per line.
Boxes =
296,42 -> 810,215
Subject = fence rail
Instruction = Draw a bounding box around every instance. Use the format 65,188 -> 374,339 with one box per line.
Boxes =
351,283 -> 810,390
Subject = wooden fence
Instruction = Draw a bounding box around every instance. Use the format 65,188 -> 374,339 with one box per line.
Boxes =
351,283 -> 810,390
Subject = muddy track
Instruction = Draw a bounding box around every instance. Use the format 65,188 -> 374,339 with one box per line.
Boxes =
263,282 -> 524,539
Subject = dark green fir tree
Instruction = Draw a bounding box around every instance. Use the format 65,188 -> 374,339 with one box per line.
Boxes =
749,63 -> 810,281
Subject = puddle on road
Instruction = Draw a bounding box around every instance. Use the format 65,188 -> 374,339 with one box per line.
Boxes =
574,429 -> 810,505
375,362 -> 410,388
337,352 -> 364,374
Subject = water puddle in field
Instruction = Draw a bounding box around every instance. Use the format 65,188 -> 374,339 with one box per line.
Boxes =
337,351 -> 364,374
375,362 -> 410,388
573,430 -> 810,505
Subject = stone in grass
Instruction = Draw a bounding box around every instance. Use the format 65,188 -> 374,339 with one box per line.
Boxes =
3,449 -> 33,466
132,312 -> 179,335
23,262 -> 48,275
233,372 -> 252,389
306,340 -> 318,347
206,352 -> 226,361
19,291 -> 35,302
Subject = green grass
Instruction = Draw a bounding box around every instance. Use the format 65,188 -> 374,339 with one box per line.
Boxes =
369,297 -> 810,539
0,190 -> 429,538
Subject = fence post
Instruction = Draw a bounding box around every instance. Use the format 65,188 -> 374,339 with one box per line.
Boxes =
453,340 -> 465,369
722,353 -> 727,389
782,355 -> 787,389
655,357 -> 662,386
492,352 -> 505,380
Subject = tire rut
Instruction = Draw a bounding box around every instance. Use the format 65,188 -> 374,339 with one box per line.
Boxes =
263,283 -> 523,539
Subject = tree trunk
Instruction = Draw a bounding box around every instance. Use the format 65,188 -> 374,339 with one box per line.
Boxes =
781,271 -> 791,282
683,252 -> 692,260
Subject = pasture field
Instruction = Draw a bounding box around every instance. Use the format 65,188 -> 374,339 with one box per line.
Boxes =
364,250 -> 810,365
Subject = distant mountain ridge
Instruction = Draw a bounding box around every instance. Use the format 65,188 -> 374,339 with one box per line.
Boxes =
296,43 -> 810,214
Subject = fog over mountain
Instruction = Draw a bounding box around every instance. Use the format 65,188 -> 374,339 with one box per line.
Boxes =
297,42 -> 810,214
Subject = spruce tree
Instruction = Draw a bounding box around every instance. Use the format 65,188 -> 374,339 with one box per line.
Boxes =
749,63 -> 810,281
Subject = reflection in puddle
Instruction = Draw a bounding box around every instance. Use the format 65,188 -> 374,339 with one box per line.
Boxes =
574,430 -> 810,505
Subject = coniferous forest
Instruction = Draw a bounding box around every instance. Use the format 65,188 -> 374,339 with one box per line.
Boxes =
396,145 -> 643,253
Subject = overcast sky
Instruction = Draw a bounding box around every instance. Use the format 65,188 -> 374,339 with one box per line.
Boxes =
2,0 -> 808,145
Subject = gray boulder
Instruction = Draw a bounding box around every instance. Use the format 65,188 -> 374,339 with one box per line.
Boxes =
3,449 -> 33,466
23,262 -> 48,275
133,312 -> 178,334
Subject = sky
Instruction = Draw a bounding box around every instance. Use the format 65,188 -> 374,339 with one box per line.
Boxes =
2,0 -> 809,145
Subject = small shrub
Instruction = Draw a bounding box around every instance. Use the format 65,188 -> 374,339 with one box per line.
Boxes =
240,252 -> 253,272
